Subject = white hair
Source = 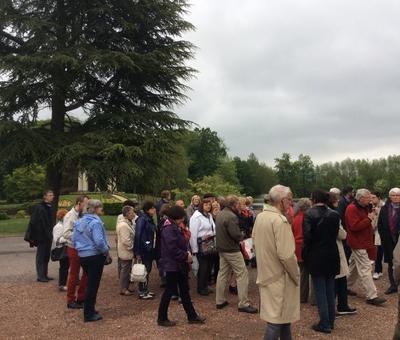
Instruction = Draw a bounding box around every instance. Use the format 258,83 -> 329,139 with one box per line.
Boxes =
269,185 -> 291,204
86,199 -> 103,214
389,188 -> 400,196
329,188 -> 341,195
355,189 -> 371,201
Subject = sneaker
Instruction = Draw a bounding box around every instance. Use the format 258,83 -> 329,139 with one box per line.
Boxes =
147,291 -> 155,297
373,272 -> 382,280
366,297 -> 387,306
58,286 -> 67,292
171,295 -> 179,301
139,293 -> 154,300
337,307 -> 357,315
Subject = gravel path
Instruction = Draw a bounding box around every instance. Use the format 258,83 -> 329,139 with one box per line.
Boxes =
0,236 -> 397,339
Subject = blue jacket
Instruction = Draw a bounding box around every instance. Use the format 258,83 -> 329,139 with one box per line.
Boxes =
72,214 -> 110,258
134,213 -> 155,258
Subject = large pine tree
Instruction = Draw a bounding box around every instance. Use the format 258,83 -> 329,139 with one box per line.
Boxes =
0,0 -> 195,204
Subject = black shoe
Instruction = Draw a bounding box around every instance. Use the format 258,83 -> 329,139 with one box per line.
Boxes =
84,313 -> 102,322
385,286 -> 398,295
188,316 -> 206,324
312,324 -> 331,334
238,306 -> 258,314
337,307 -> 357,315
46,276 -> 54,281
216,301 -> 229,310
67,301 -> 84,309
366,297 -> 387,306
347,289 -> 357,296
37,278 -> 49,283
157,320 -> 176,327
229,285 -> 238,295
198,290 -> 210,296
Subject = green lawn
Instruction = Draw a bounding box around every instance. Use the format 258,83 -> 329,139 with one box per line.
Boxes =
0,215 -> 118,236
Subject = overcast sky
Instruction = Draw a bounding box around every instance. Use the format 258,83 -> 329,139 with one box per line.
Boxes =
177,0 -> 400,166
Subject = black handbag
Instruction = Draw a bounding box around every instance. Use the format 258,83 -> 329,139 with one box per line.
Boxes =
51,245 -> 68,262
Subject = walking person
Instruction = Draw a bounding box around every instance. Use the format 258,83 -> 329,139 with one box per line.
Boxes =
378,188 -> 400,294
157,206 -> 206,327
63,195 -> 89,309
190,198 -> 217,296
215,195 -> 258,314
73,199 -> 110,322
52,209 -> 69,291
292,198 -> 312,303
346,189 -> 386,305
303,190 -> 340,334
327,193 -> 357,316
25,190 -> 55,282
253,185 -> 300,340
134,201 -> 157,300
116,206 -> 136,296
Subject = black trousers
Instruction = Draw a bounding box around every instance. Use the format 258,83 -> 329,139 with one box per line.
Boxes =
36,241 -> 52,280
80,255 -> 105,318
59,257 -> 70,286
335,276 -> 348,311
375,246 -> 384,273
299,262 -> 310,303
139,257 -> 153,294
158,271 -> 198,322
197,254 -> 213,293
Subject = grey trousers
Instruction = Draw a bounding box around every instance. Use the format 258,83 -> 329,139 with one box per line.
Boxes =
119,259 -> 133,291
36,241 -> 52,280
264,323 -> 292,340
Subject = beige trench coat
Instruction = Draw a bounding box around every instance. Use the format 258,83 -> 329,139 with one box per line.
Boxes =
252,207 -> 300,324
335,225 -> 349,279
116,216 -> 135,260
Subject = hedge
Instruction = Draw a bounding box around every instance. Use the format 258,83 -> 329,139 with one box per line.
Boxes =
103,202 -> 124,216
0,200 -> 40,215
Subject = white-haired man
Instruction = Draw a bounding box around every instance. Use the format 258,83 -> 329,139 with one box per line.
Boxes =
345,189 -> 386,305
377,188 -> 400,294
253,185 -> 300,340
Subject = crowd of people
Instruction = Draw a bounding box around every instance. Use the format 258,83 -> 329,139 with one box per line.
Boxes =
24,185 -> 400,338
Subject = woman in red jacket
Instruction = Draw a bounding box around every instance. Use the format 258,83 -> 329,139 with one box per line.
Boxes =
292,198 -> 312,303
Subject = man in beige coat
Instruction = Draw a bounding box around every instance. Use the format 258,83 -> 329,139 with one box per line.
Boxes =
252,185 -> 300,340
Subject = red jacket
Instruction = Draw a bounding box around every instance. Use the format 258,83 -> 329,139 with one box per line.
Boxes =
345,201 -> 374,250
292,210 -> 304,262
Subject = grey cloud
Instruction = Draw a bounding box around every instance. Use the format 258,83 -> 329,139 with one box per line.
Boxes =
179,0 -> 400,165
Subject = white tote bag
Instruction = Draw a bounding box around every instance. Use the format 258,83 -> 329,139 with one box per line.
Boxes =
130,262 -> 147,283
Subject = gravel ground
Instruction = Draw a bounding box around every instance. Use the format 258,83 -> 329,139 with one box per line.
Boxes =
0,236 -> 397,339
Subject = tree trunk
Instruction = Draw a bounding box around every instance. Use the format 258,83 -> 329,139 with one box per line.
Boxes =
47,87 -> 65,212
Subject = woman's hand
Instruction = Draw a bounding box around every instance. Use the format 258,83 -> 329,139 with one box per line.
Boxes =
187,251 -> 193,263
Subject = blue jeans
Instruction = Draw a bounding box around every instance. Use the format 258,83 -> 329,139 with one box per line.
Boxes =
312,275 -> 336,330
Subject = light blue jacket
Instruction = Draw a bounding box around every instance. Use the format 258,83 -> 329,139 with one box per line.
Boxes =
72,214 -> 110,258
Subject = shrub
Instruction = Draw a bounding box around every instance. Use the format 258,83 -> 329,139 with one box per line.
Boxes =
103,202 -> 124,216
0,212 -> 10,220
16,210 -> 27,218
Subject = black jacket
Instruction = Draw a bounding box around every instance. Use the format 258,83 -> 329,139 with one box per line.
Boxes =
25,201 -> 54,244
302,205 -> 340,276
378,201 -> 400,263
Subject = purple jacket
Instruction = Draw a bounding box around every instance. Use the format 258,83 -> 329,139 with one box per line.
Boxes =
160,218 -> 189,272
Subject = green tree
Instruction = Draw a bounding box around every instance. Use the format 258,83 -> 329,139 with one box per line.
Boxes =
0,0 -> 195,206
4,164 -> 45,203
186,128 -> 227,180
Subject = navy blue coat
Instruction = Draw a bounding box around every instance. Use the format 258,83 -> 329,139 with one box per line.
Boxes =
134,213 -> 155,260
